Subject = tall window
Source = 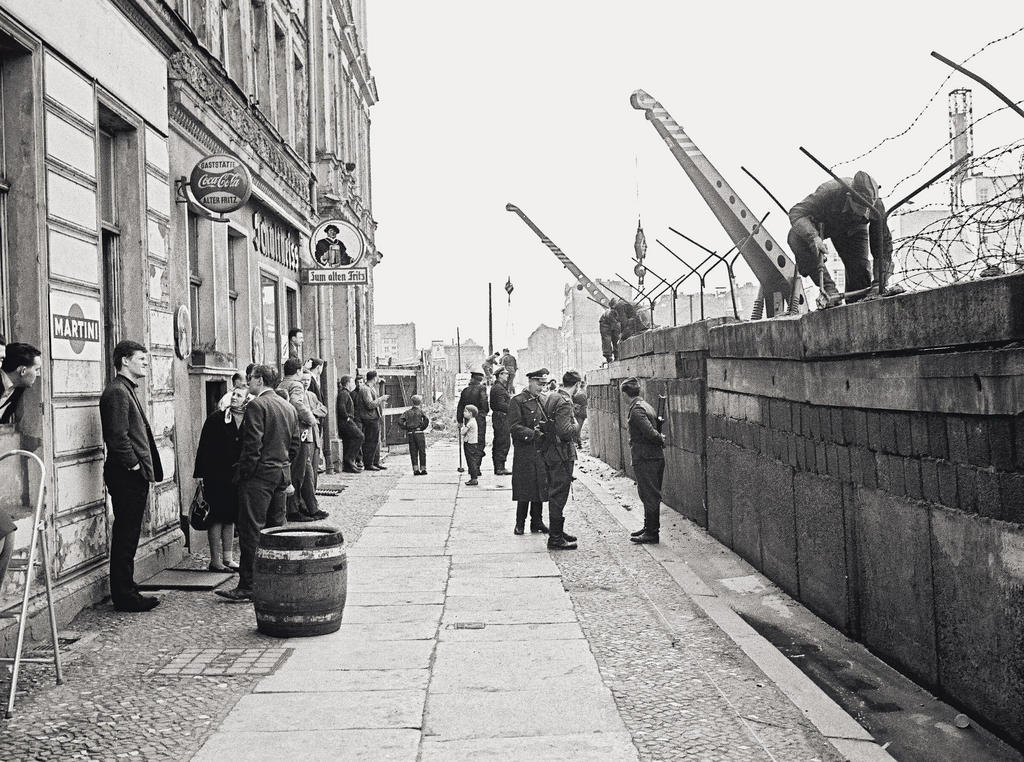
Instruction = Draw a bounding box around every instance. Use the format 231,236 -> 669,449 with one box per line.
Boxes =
188,0 -> 208,43
98,124 -> 121,369
273,24 -> 289,138
221,0 -> 244,84
293,53 -> 307,157
227,230 -> 245,360
187,211 -> 202,349
285,285 -> 298,337
261,273 -> 279,368
251,0 -> 270,108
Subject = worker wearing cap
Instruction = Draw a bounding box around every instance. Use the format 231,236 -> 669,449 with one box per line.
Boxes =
787,170 -> 895,305
507,368 -> 550,535
599,298 -> 621,364
455,367 -> 489,460
621,377 -> 665,544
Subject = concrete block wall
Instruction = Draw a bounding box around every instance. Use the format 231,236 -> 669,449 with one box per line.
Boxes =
587,274 -> 1024,747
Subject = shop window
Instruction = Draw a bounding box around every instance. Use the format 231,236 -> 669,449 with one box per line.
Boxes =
273,24 -> 289,139
293,53 -> 307,157
260,273 -> 279,368
285,285 -> 298,337
187,211 -> 202,349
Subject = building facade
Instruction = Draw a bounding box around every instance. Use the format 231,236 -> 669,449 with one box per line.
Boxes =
559,278 -> 629,373
0,0 -> 378,626
373,322 -> 416,366
517,324 -> 560,376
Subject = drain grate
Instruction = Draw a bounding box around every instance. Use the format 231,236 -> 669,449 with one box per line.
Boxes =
149,647 -> 290,677
315,488 -> 343,497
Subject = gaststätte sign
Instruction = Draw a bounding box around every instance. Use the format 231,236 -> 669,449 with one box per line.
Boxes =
303,218 -> 368,286
189,154 -> 252,214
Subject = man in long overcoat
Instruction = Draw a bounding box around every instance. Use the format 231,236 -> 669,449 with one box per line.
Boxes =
490,366 -> 513,475
507,369 -> 550,535
455,368 -> 489,459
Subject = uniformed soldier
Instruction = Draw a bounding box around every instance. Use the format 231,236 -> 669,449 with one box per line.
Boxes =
490,366 -> 513,475
507,368 -> 550,535
621,377 -> 665,544
540,370 -> 582,551
599,298 -> 621,364
455,367 -> 489,459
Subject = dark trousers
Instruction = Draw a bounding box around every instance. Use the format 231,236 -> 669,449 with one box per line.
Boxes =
464,442 -> 482,478
787,227 -> 872,293
408,432 -> 427,470
476,415 -> 487,457
340,419 -> 365,468
288,440 -> 319,516
546,460 -> 574,533
361,418 -> 381,466
104,467 -> 150,604
492,413 -> 510,471
0,529 -> 15,591
237,467 -> 289,590
515,501 -> 544,529
634,458 -> 665,533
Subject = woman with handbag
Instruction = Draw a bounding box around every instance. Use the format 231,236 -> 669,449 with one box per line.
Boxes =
193,385 -> 248,571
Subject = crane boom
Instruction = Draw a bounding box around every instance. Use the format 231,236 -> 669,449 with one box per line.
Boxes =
629,90 -> 806,317
505,203 -> 612,308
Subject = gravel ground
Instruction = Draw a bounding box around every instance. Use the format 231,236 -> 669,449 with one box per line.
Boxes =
553,463 -> 843,762
0,466 -> 400,761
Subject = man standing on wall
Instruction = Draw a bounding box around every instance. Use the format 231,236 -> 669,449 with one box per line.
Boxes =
620,377 -> 665,544
541,370 -> 581,551
0,340 -> 43,593
356,370 -> 389,471
99,340 -> 163,613
217,364 -> 299,601
499,348 -> 518,392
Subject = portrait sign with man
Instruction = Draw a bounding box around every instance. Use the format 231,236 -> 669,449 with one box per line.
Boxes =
311,219 -> 365,269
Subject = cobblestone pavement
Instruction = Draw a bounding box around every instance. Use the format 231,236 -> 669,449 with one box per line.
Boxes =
553,467 -> 843,762
0,466 -> 399,761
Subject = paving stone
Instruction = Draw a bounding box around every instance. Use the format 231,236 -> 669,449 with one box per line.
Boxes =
254,668 -> 430,693
420,732 -> 639,761
219,689 -> 425,731
193,728 -> 422,761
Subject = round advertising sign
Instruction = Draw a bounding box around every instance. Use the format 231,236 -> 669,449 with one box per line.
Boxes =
309,219 -> 365,268
189,154 -> 252,214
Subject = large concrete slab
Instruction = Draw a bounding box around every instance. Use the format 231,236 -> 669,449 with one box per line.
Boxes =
293,620 -> 438,642
342,604 -> 443,624
441,606 -> 577,626
282,639 -> 434,671
345,590 -> 445,606
449,555 -> 560,578
423,687 -> 626,739
193,729 -> 421,762
437,622 -> 583,642
254,668 -> 431,693
430,640 -> 598,692
420,732 -> 639,761
218,690 -> 426,731
445,577 -> 566,598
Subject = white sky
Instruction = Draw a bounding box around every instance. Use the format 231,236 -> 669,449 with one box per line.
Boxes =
368,2 -> 1024,352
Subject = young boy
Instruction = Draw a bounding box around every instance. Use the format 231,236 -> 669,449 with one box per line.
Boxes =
398,395 -> 430,475
461,404 -> 481,485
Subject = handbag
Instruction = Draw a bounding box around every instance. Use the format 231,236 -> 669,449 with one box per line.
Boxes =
188,483 -> 211,531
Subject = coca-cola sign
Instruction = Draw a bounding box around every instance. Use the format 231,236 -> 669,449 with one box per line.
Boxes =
189,154 -> 252,214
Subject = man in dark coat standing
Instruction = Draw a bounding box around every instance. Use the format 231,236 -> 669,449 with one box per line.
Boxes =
456,368 -> 489,461
540,370 -> 581,550
217,364 -> 300,601
335,375 -> 365,472
100,340 -> 163,612
599,298 -> 621,364
355,370 -> 389,470
507,369 -> 551,535
489,367 -> 512,475
499,349 -> 518,393
621,377 -> 665,544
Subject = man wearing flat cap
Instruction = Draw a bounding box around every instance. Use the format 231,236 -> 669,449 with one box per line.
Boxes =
507,368 -> 551,535
621,377 -> 665,544
456,367 -> 489,461
540,370 -> 582,550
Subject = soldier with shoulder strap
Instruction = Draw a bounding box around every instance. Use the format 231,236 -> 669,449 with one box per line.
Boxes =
620,377 -> 666,544
540,370 -> 582,550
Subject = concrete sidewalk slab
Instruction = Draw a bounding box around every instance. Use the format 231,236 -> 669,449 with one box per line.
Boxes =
217,690 -> 425,732
437,622 -> 583,642
346,591 -> 445,606
430,640 -> 599,692
254,668 -> 431,693
419,732 -> 639,761
193,729 -> 421,762
445,577 -> 567,598
449,555 -> 560,578
282,639 -> 434,671
287,620 -> 438,642
441,606 -> 578,626
342,604 -> 443,624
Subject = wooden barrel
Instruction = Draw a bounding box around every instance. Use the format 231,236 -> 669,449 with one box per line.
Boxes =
253,525 -> 347,638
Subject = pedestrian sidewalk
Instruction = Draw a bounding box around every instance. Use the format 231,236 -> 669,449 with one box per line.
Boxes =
193,440 -> 637,761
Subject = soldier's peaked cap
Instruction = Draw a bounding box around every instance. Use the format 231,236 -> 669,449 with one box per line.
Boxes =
620,377 -> 641,394
526,368 -> 549,379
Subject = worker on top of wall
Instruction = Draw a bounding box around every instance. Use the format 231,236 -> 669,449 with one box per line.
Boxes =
787,170 -> 901,306
599,298 -> 621,365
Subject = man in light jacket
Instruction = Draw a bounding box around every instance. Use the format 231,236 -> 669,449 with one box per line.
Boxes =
278,358 -> 325,520
355,370 -> 389,470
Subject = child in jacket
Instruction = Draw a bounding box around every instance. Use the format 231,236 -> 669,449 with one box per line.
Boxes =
398,395 -> 430,475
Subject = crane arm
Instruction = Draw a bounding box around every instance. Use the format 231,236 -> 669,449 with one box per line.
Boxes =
505,203 -> 612,309
629,90 -> 806,317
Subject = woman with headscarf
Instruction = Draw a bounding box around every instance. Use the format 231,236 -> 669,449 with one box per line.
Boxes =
193,385 -> 248,571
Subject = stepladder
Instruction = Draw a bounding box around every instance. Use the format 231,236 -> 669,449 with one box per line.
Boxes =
0,449 -> 63,719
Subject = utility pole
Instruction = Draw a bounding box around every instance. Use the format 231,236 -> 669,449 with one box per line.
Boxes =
456,327 -> 462,372
488,283 -> 493,356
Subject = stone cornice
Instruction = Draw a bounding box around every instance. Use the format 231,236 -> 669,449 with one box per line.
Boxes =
168,50 -> 314,207
108,0 -> 180,58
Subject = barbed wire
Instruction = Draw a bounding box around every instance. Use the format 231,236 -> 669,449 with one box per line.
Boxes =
890,140 -> 1024,290
833,23 -> 1024,169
